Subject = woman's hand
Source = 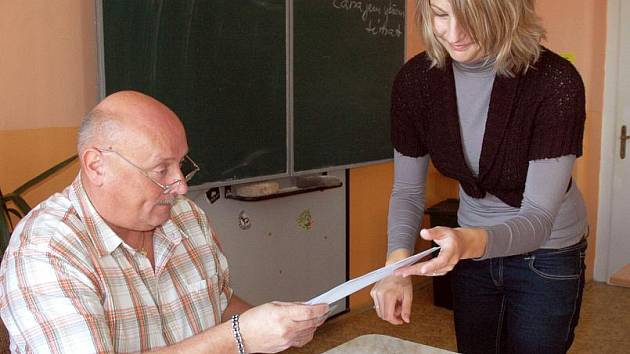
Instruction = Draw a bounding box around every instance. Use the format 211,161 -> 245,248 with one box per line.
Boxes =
395,226 -> 487,278
370,274 -> 413,325
370,227 -> 486,325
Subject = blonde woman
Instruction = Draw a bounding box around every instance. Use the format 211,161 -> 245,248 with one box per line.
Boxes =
371,0 -> 587,353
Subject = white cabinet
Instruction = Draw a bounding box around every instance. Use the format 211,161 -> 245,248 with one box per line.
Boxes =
189,170 -> 347,315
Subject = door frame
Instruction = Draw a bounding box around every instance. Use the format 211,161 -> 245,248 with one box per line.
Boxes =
595,0 -> 622,282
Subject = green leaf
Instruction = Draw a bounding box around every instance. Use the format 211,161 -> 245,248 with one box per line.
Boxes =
1,190 -> 13,254
0,155 -> 79,256
3,194 -> 31,216
0,220 -> 10,256
6,208 -> 22,219
13,154 -> 78,195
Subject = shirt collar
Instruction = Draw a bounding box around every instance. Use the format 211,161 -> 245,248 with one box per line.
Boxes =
68,175 -> 123,256
68,174 -> 187,257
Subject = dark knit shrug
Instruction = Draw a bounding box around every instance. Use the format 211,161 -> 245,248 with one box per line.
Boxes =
391,48 -> 586,208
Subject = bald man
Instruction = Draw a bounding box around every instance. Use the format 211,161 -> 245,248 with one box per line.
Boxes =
0,91 -> 328,353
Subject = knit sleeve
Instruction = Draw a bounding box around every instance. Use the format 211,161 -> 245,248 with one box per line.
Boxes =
387,150 -> 429,254
528,57 -> 586,160
390,60 -> 428,157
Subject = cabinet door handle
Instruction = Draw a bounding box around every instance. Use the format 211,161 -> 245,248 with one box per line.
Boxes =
622,125 -> 630,159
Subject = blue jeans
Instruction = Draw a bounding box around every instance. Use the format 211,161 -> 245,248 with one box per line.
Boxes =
451,237 -> 587,354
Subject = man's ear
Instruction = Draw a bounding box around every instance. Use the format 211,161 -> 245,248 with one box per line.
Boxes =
81,149 -> 106,186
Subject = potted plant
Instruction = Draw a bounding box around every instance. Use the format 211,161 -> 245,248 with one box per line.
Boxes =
0,155 -> 77,258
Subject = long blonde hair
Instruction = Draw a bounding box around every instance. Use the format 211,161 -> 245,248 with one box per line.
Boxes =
416,0 -> 546,76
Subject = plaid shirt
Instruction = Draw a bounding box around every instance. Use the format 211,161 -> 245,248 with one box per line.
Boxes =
0,175 -> 232,353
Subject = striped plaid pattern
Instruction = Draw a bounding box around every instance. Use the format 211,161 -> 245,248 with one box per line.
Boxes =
0,175 -> 232,353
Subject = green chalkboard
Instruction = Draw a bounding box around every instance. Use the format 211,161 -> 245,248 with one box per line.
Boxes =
101,0 -> 404,185
293,0 -> 404,172
102,0 -> 287,185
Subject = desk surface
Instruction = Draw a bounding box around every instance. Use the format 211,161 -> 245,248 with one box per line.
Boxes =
322,334 -> 457,354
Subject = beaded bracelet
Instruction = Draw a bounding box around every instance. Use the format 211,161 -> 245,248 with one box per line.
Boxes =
231,314 -> 246,354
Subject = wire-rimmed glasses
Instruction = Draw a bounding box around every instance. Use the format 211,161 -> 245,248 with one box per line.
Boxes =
95,147 -> 200,194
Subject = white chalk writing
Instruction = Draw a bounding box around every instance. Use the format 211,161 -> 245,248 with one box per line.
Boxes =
332,0 -> 404,38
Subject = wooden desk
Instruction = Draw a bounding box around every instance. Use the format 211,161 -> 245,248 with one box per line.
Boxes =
322,334 -> 457,353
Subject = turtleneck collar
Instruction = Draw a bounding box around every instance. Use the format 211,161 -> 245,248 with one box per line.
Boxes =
452,56 -> 497,78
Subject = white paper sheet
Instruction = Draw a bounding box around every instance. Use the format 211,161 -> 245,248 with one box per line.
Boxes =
306,246 -> 441,305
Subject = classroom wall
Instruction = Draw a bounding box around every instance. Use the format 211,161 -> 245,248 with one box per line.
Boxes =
348,0 -> 607,309
537,0 -> 606,285
0,1 -> 97,207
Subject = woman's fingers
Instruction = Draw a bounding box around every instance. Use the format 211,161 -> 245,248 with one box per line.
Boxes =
400,283 -> 413,323
370,276 -> 413,325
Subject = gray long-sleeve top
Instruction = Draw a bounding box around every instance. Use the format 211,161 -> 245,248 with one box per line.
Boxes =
387,59 -> 588,259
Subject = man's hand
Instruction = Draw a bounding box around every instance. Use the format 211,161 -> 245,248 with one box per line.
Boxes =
238,301 -> 329,353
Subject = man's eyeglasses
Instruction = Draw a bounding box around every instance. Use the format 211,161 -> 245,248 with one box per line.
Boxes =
95,148 -> 200,194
